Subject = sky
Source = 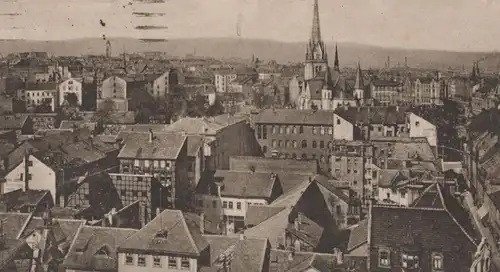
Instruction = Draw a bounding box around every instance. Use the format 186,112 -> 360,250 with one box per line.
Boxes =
1,0 -> 500,52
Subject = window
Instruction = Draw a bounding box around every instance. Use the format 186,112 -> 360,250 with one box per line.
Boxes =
312,127 -> 317,134
272,140 -> 277,148
137,255 -> 146,266
328,127 -> 333,135
336,205 -> 342,214
27,160 -> 33,167
181,257 -> 190,269
301,140 -> 307,148
278,140 -> 283,147
299,126 -> 304,134
125,253 -> 134,265
336,118 -> 341,125
279,126 -> 285,134
415,121 -> 420,127
212,200 -> 217,208
379,250 -> 390,267
237,202 -> 241,210
285,140 -> 290,148
286,126 -> 291,134
257,125 -> 263,139
312,141 -> 317,148
228,202 -> 234,209
401,253 -> 419,269
20,173 -> 23,181
272,126 -> 277,134
432,252 -> 443,270
262,125 -> 267,139
168,256 -> 177,269
293,126 -> 298,134
320,141 -> 325,148
263,146 -> 267,154
223,201 -> 228,208
153,255 -> 162,268
197,199 -> 203,207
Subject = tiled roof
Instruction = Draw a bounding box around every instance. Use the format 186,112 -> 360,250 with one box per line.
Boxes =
307,79 -> 325,100
0,189 -> 50,211
377,170 -> 408,188
245,206 -> 285,226
244,207 -> 291,247
164,117 -> 229,135
253,109 -> 334,125
269,250 -> 368,272
347,219 -> 368,252
118,209 -> 209,256
183,212 -> 222,235
61,142 -> 106,163
213,170 -> 279,198
370,202 -> 479,254
59,121 -> 98,131
335,106 -> 406,125
63,226 -> 137,271
286,214 -> 324,248
200,235 -> 268,272
0,115 -> 28,130
187,135 -> 203,157
411,183 -> 445,209
18,217 -> 85,245
117,132 -> 187,160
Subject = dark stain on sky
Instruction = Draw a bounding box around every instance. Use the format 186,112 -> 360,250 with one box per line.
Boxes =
0,13 -> 21,16
133,0 -> 166,3
132,12 -> 166,17
140,38 -> 167,42
135,25 -> 168,30
99,19 -> 106,27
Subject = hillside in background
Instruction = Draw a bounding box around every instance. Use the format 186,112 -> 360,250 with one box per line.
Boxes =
1,37 -> 500,70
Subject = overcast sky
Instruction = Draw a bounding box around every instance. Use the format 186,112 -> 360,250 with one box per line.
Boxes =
1,0 -> 500,52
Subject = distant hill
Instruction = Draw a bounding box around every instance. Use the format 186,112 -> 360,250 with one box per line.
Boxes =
1,37 -> 500,70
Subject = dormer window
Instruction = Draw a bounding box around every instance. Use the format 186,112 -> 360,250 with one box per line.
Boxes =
402,252 -> 420,269
378,249 -> 390,267
95,246 -> 111,257
431,252 -> 443,271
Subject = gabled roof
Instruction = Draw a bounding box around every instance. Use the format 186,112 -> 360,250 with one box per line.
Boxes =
229,156 -> 318,176
63,226 -> 137,271
117,132 -> 187,160
213,170 -> 280,198
164,116 -> 233,135
0,115 -> 28,130
245,206 -> 286,226
269,249 -> 368,272
118,209 -> 209,256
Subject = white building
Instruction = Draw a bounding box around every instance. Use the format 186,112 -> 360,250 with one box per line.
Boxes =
58,78 -> 82,106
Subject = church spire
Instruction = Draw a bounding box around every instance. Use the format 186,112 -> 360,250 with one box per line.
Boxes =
311,0 -> 321,43
334,43 -> 340,71
354,62 -> 364,90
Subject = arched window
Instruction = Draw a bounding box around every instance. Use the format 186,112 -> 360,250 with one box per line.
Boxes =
286,126 -> 291,134
293,140 -> 298,148
278,140 -> 283,147
279,126 -> 285,134
272,140 -> 277,148
431,252 -> 443,270
312,141 -> 317,148
320,141 -> 325,148
293,126 -> 298,134
299,126 -> 304,134
302,140 -> 307,148
272,126 -> 277,134
285,140 -> 290,148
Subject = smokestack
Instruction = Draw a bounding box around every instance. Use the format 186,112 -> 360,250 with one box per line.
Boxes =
24,149 -> 31,192
148,128 -> 153,143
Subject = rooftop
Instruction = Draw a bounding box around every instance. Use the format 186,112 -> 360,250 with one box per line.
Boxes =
253,109 -> 334,125
117,132 -> 187,160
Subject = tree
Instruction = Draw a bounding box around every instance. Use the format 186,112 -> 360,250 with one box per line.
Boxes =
34,98 -> 53,113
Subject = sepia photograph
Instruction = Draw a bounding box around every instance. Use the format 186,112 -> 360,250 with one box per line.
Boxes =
0,0 -> 497,271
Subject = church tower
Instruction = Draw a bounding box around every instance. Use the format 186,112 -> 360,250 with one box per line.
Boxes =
304,0 -> 329,81
353,62 -> 364,101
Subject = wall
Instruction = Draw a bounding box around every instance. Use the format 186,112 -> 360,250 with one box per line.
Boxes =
377,187 -> 420,207
118,253 -> 198,272
408,113 -> 437,147
215,120 -> 257,170
333,114 -> 354,141
58,78 -> 83,106
3,155 -> 56,202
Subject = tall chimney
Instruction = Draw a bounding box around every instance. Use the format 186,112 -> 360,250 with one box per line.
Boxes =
148,128 -> 153,143
24,149 -> 30,192
200,212 -> 205,234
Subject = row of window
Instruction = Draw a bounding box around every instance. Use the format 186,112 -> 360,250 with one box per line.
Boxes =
125,253 -> 191,269
378,250 -> 443,270
27,92 -> 53,97
197,199 -> 264,209
271,139 -> 335,149
121,159 -> 172,169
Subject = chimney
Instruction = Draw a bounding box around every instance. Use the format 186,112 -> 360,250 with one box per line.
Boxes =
199,213 -> 205,234
239,233 -> 245,240
148,128 -> 153,143
287,251 -> 294,261
24,149 -> 31,192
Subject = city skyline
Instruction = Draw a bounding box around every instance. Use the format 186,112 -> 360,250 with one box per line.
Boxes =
1,0 -> 500,52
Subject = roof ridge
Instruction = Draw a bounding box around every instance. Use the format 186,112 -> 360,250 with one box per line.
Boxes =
84,225 -> 138,231
372,204 -> 445,211
179,210 -> 202,254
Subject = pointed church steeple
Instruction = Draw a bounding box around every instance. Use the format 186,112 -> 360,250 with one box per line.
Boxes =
471,61 -> 478,82
311,0 -> 321,43
334,43 -> 340,72
354,62 -> 364,90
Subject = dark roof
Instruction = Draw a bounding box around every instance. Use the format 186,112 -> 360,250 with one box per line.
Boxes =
411,183 -> 445,209
286,215 -> 324,248
0,189 -> 50,211
25,82 -> 57,90
117,132 -> 187,160
187,135 -> 203,157
63,226 -> 137,271
347,219 -> 368,252
213,170 -> 279,198
371,80 -> 402,87
370,203 -> 479,254
269,249 -> 368,272
253,109 -> 334,125
488,190 -> 500,211
118,209 -> 209,256
0,115 -> 28,130
335,106 -> 407,125
245,206 -> 285,226
200,235 -> 269,272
